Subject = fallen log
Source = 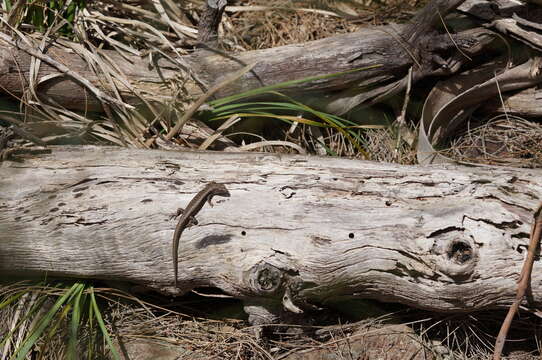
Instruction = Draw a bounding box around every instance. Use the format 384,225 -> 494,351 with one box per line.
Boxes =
0,3 -> 498,114
1,146 -> 541,323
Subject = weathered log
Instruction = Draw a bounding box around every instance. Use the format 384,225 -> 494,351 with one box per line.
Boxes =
1,0 -> 540,124
0,20 -> 495,113
482,87 -> 542,116
1,146 -> 541,322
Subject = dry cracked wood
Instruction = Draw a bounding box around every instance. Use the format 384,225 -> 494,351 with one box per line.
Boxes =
1,146 -> 542,322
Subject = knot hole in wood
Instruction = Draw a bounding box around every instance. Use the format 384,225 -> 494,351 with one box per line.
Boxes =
447,240 -> 472,263
246,262 -> 306,315
248,263 -> 283,295
430,229 -> 478,280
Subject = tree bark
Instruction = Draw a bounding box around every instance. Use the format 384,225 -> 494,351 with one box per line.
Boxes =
1,146 -> 541,319
197,0 -> 227,45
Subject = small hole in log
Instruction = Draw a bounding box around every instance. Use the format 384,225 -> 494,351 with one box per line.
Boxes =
241,230 -> 246,236
447,241 -> 472,264
348,233 -> 354,239
257,267 -> 281,291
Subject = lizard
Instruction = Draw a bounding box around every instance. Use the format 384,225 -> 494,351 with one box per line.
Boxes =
172,181 -> 230,288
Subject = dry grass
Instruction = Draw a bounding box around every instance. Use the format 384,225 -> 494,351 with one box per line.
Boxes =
222,0 -> 359,51
363,126 -> 418,164
444,115 -> 542,168
3,281 -> 538,360
5,285 -> 540,360
221,0 -> 427,51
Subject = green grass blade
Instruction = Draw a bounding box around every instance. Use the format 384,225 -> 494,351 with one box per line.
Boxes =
210,103 -> 305,115
263,91 -> 360,127
4,1 -> 13,11
67,284 -> 86,360
42,302 -> 72,349
284,96 -> 370,158
209,99 -> 320,113
89,288 -> 121,360
0,292 -> 25,310
87,298 -> 95,360
207,81 -> 376,158
211,112 -> 325,127
11,283 -> 84,360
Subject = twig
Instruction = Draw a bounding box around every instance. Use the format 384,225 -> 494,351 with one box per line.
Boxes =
394,66 -> 415,160
437,10 -> 472,62
493,203 -> 542,360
